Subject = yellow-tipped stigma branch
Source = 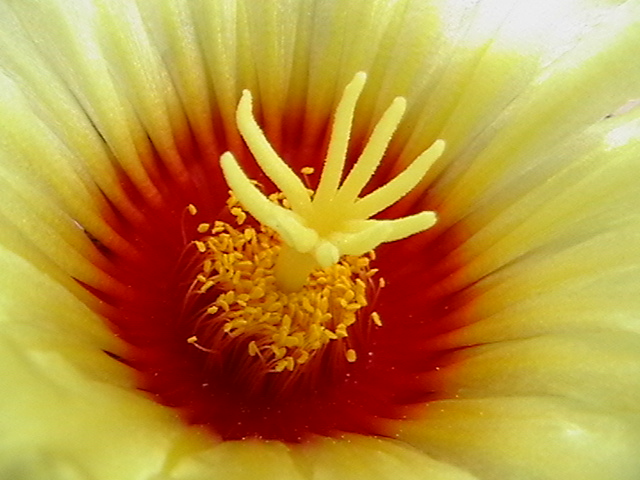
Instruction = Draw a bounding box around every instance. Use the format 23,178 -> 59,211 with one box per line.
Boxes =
189,72 -> 442,373
221,72 -> 444,292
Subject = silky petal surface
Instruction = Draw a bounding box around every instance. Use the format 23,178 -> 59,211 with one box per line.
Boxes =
0,0 -> 639,479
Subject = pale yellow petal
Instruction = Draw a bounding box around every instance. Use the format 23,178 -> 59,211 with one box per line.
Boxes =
3,0 -> 159,197
1,0 -> 640,479
159,440 -> 305,480
0,248 -> 191,480
297,435 -> 479,480
430,1 -> 640,219
0,3 -> 128,210
0,171 -> 117,295
423,110 -> 640,348
393,397 -> 640,480
135,0 -> 217,156
425,332 -> 640,411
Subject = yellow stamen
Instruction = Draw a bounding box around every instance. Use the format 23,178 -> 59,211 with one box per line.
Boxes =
188,196 -> 381,373
220,72 -> 444,291
187,336 -> 214,353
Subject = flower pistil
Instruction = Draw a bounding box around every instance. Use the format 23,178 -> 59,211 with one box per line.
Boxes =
221,72 -> 445,291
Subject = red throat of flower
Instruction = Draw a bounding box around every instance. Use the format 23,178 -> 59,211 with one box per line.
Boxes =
90,73 -> 470,443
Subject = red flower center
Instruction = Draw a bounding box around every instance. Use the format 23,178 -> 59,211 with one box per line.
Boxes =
88,94 -> 470,443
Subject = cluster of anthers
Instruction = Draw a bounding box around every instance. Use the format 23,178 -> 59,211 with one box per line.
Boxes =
187,71 -> 444,373
187,195 -> 382,373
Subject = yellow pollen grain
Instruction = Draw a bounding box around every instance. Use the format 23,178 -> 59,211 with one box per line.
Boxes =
346,349 -> 357,362
199,280 -> 215,293
230,207 -> 247,225
203,259 -> 213,274
248,340 -> 260,357
197,223 -> 211,233
335,323 -> 348,338
212,222 -> 226,235
186,195 -> 383,373
371,311 -> 382,327
297,350 -> 309,364
187,204 -> 197,215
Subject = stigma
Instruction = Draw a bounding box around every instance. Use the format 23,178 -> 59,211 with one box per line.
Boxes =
221,72 -> 445,292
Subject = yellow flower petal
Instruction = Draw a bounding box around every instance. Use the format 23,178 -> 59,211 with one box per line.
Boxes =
0,0 -> 640,478
0,248 -> 192,480
392,397 -> 640,479
298,435 -> 479,480
425,332 -> 640,410
431,1 -> 640,220
162,441 -> 306,480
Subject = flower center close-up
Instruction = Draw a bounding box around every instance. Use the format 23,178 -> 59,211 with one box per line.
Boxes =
4,0 -> 640,478
96,71 -> 461,443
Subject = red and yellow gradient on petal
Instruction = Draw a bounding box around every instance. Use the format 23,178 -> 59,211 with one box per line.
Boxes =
91,70 -> 474,443
2,0 -> 640,479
